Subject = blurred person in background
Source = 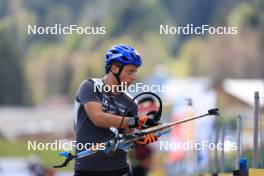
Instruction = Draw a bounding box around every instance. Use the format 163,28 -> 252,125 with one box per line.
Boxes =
27,155 -> 47,176
131,96 -> 159,176
132,146 -> 154,176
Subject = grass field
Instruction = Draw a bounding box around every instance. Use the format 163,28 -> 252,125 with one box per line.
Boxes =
0,139 -> 74,171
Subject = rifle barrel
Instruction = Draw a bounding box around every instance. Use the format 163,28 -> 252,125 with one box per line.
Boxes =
138,112 -> 212,135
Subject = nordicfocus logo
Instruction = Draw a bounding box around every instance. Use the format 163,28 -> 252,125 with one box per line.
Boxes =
159,140 -> 237,151
160,24 -> 238,35
27,24 -> 106,35
94,82 -> 171,93
27,140 -> 106,151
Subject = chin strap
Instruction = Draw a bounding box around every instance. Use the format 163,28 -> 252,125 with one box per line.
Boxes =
110,65 -> 124,85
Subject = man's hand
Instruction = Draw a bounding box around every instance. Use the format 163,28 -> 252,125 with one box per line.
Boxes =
129,115 -> 160,129
135,134 -> 159,146
124,128 -> 134,134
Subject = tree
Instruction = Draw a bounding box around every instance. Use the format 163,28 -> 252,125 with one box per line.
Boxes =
0,29 -> 27,105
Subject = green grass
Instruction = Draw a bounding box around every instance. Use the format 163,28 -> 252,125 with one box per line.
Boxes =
0,139 -> 74,171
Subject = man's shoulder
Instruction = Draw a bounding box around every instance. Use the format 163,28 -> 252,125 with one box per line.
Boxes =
77,78 -> 102,94
79,78 -> 103,88
75,78 -> 103,101
88,78 -> 103,86
78,79 -> 92,90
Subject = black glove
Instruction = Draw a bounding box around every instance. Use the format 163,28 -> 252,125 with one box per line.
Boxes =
131,115 -> 159,129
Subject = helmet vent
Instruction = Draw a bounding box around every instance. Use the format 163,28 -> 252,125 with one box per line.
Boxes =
130,53 -> 137,61
111,50 -> 118,54
121,56 -> 129,61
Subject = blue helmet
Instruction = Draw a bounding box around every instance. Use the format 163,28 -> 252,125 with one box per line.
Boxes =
105,44 -> 142,69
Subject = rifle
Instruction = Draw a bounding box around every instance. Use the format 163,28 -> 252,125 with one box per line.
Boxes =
53,108 -> 219,168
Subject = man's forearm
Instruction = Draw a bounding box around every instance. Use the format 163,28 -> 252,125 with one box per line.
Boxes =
92,112 -> 130,129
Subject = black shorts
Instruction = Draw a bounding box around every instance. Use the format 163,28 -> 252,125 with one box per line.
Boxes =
74,167 -> 131,176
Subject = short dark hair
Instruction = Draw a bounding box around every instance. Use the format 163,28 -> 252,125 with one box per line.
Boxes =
105,62 -> 123,74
